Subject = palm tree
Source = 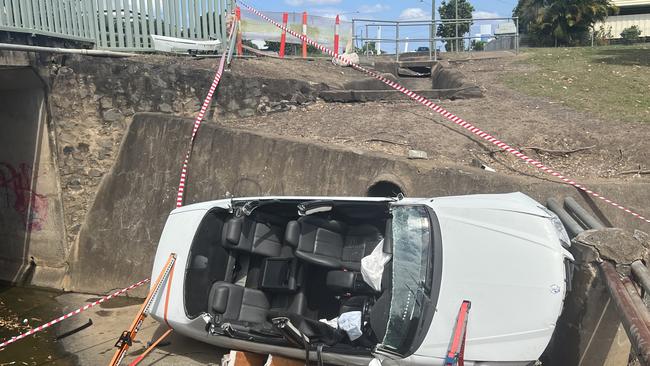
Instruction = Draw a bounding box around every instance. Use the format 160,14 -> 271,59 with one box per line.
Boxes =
514,0 -> 617,46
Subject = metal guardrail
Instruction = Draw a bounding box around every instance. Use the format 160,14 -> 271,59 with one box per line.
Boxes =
0,0 -> 232,51
352,17 -> 519,61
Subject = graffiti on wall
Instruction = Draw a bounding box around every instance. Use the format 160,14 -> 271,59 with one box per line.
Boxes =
0,162 -> 48,231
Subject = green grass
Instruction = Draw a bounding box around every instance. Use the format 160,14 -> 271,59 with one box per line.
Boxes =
503,45 -> 650,123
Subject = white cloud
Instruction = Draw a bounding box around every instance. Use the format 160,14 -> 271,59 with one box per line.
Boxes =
358,3 -> 390,14
285,0 -> 342,6
472,10 -> 501,19
398,7 -> 430,21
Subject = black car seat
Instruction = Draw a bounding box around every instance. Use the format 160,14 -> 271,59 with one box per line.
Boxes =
222,212 -> 284,257
284,216 -> 382,271
208,281 -> 270,324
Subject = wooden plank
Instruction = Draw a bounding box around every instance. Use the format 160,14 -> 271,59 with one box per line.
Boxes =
163,0 -> 170,36
96,0 -> 107,47
107,0 -> 115,47
24,0 -> 33,29
200,0 -> 208,39
64,0 -> 73,35
82,0 -> 92,39
131,0 -> 140,47
170,0 -> 180,37
155,0 -> 161,35
38,0 -> 47,31
115,0 -> 124,47
146,0 -> 154,37
51,0 -> 60,32
45,0 -> 54,32
207,0 -> 214,38
180,0 -> 186,37
138,0 -> 147,47
123,0 -> 132,47
188,0 -> 195,38
9,0 -> 22,27
31,0 -> 41,30
70,0 -> 79,36
219,0 -> 226,44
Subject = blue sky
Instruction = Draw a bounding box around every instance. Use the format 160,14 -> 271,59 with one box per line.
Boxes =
250,0 -> 518,22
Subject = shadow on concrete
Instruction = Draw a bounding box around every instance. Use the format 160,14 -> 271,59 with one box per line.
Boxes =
590,47 -> 650,67
0,67 -> 45,285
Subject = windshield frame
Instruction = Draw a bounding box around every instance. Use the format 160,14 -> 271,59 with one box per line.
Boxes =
378,203 -> 443,356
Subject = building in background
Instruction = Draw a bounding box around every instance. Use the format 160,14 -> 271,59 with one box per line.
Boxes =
599,0 -> 650,38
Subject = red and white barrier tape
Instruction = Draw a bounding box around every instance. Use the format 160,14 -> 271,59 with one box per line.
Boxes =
0,278 -> 150,349
238,0 -> 649,225
176,20 -> 237,208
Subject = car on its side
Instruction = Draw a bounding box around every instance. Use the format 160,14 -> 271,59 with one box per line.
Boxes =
149,192 -> 573,365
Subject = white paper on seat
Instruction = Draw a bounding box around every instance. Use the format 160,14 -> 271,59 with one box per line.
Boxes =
361,240 -> 391,292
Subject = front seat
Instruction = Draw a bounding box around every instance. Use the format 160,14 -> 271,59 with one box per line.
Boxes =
208,281 -> 270,324
284,216 -> 382,271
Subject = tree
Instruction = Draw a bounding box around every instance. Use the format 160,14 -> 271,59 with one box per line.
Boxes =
513,0 -> 618,46
437,0 -> 475,52
620,25 -> 642,44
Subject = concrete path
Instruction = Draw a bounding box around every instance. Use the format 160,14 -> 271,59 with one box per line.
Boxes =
56,293 -> 225,365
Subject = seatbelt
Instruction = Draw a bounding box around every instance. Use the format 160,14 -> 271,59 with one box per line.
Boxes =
445,300 -> 471,366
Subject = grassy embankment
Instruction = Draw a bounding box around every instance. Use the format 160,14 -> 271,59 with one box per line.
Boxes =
503,45 -> 650,123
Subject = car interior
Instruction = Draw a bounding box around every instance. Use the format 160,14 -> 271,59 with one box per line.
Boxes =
184,199 -> 394,356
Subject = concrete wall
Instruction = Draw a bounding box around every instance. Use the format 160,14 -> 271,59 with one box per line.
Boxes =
0,67 -> 67,287
66,112 -> 650,295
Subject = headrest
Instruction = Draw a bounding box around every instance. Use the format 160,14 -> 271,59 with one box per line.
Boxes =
284,220 -> 300,247
211,286 -> 230,314
224,217 -> 243,245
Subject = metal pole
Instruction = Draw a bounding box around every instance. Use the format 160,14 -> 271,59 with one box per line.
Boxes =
455,0 -> 459,52
632,261 -> 650,295
600,261 -> 650,366
564,197 -> 605,230
430,0 -> 435,60
515,17 -> 519,54
395,22 -> 399,61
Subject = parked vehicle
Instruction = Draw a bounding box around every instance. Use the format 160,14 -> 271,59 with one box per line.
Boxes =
149,193 -> 573,365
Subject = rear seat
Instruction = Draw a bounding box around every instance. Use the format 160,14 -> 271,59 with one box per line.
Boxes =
222,213 -> 285,257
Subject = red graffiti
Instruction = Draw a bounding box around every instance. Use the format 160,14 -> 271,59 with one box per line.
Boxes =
0,162 -> 48,231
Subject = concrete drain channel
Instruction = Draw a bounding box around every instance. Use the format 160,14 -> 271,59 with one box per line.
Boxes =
1,49 -> 650,366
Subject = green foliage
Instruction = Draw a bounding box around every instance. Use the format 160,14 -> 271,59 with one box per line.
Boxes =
265,41 -> 322,55
355,41 -> 379,54
620,25 -> 642,44
594,24 -> 613,45
471,40 -> 486,51
437,0 -> 475,52
513,0 -> 618,46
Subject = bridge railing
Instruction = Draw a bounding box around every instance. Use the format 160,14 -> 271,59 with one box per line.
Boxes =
0,0 -> 231,51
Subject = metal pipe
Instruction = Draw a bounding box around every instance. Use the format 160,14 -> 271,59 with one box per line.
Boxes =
632,261 -> 650,295
624,277 -> 650,327
547,198 -> 584,238
0,42 -> 137,57
600,261 -> 650,366
564,197 -> 605,230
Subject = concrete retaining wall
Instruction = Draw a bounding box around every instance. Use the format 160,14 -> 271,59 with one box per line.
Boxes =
0,67 -> 67,287
66,112 -> 650,295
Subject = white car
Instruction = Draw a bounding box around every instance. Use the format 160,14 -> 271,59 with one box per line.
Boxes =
149,193 -> 573,365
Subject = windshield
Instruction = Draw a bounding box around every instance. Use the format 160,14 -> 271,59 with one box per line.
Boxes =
382,205 -> 432,353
